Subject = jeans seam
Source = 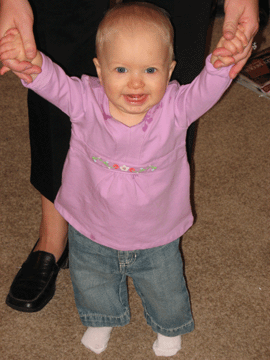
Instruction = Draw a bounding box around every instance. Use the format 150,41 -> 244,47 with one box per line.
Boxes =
78,306 -> 131,328
144,307 -> 194,334
118,252 -> 137,273
135,283 -> 194,335
79,307 -> 130,320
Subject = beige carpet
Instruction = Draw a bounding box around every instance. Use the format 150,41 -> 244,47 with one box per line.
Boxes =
1,17 -> 269,360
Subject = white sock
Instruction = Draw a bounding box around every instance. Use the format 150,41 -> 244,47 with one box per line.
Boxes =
153,333 -> 181,357
81,326 -> 113,354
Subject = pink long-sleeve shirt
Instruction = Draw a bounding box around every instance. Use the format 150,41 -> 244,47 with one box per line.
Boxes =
24,53 -> 232,250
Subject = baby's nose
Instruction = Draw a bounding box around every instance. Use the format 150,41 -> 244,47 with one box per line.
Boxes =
128,74 -> 144,89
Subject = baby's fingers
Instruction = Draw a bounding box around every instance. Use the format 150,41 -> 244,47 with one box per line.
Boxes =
0,37 -> 20,60
0,32 -> 17,46
0,62 -> 32,82
213,47 -> 233,57
1,58 -> 32,73
235,27 -> 248,47
12,70 -> 34,84
0,65 -> 10,75
223,36 -> 245,56
213,56 -> 235,69
3,28 -> 20,37
23,64 -> 42,75
0,36 -> 16,52
0,46 -> 20,61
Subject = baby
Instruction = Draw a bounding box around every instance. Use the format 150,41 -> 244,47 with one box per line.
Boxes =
0,2 -> 247,357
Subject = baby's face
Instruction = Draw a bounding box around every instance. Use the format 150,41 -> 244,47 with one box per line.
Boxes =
94,26 -> 176,127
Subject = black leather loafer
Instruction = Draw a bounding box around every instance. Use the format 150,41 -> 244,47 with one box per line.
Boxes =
6,240 -> 69,312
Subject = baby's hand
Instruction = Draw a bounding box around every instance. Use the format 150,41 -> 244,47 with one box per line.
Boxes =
0,28 -> 41,83
211,26 -> 248,69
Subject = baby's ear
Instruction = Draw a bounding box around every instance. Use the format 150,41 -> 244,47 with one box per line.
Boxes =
93,58 -> 102,84
168,60 -> 177,82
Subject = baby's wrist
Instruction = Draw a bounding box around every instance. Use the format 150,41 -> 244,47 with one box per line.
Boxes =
31,50 -> 42,68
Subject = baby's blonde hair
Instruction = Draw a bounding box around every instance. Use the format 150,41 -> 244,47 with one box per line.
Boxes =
96,2 -> 174,60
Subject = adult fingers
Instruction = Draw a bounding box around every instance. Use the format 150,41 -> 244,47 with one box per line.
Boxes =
229,48 -> 252,79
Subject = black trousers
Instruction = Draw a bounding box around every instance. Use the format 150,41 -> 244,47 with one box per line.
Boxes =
28,0 -> 213,202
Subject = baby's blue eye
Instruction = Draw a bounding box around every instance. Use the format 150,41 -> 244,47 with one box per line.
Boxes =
116,67 -> 127,73
146,67 -> 156,74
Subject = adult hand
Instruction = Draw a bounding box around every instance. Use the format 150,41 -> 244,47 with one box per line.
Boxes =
0,28 -> 41,83
213,0 -> 259,79
0,0 -> 36,74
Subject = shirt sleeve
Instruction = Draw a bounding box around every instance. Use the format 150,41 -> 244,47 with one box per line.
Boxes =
22,52 -> 86,121
175,55 -> 233,127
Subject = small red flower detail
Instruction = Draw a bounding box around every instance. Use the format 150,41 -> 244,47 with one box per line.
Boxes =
129,168 -> 136,173
113,164 -> 119,169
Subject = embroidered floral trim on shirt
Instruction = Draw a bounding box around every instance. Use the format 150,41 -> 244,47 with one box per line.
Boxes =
92,157 -> 157,173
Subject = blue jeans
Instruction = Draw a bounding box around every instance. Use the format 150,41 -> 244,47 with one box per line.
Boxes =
68,225 -> 194,337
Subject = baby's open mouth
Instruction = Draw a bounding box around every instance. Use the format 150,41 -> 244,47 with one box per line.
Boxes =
124,94 -> 147,104
127,94 -> 144,99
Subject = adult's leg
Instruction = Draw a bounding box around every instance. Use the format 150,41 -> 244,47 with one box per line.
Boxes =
34,195 -> 68,261
29,0 -> 110,257
27,88 -> 71,261
6,0 -> 109,312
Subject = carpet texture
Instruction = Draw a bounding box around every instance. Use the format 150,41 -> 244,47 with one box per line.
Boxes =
1,17 -> 269,360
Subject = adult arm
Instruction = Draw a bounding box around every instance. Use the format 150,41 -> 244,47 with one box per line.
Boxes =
213,0 -> 259,79
0,0 -> 36,74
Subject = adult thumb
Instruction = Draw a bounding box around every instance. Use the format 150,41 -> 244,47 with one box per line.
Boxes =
18,22 -> 37,60
223,6 -> 240,40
